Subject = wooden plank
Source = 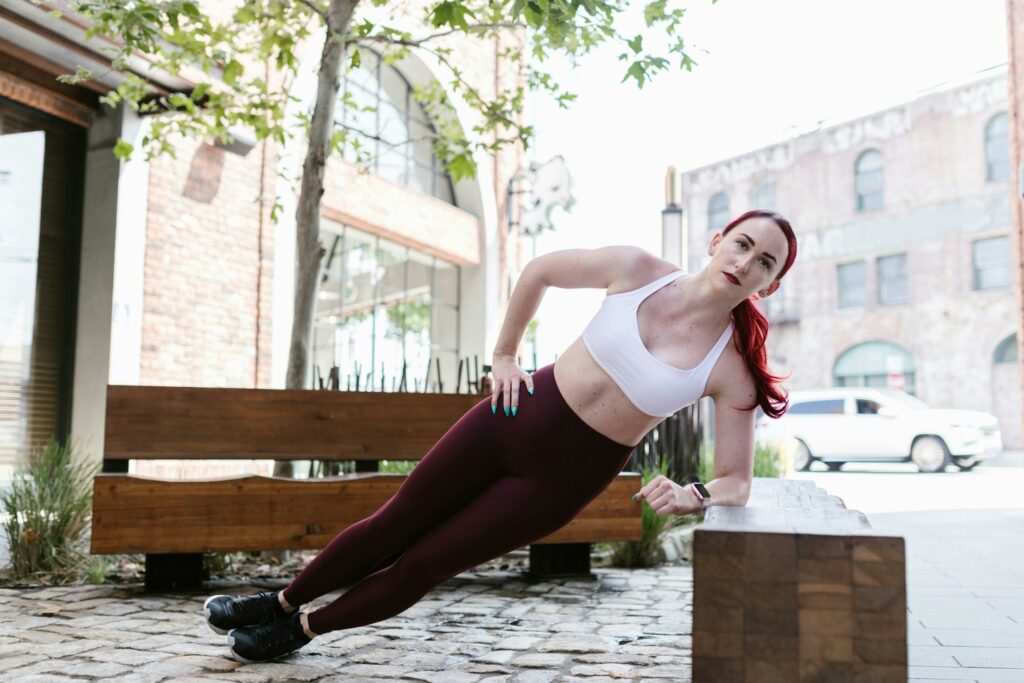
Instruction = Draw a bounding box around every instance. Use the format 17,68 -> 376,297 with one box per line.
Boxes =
90,472 -> 641,554
104,385 -> 486,460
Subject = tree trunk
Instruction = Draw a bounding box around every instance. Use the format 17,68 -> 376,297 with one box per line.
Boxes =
274,0 -> 360,482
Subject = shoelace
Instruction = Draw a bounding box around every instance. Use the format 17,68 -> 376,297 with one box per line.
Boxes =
253,620 -> 301,652
232,593 -> 274,623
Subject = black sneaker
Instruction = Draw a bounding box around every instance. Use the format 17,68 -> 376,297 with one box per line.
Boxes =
203,591 -> 290,635
228,611 -> 311,663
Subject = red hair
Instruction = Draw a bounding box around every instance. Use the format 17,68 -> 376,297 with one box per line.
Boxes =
720,210 -> 798,418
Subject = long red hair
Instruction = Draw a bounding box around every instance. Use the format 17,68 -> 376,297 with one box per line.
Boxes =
720,210 -> 798,418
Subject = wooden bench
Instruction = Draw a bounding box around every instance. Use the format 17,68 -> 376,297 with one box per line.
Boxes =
691,478 -> 907,683
91,385 -> 641,589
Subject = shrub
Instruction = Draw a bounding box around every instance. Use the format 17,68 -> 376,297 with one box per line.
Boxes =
2,439 -> 98,581
609,462 -> 678,568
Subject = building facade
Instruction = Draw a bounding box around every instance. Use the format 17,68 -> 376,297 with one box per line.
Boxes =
0,1 -> 528,474
680,65 -> 1020,447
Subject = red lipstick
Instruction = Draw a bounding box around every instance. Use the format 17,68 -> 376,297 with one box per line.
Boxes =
723,272 -> 741,286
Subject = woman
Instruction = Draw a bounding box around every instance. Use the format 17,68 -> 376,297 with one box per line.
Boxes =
204,209 -> 797,663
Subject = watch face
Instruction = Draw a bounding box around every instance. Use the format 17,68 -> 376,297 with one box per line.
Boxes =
692,482 -> 710,499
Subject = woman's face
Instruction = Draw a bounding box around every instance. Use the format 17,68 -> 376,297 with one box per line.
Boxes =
707,216 -> 790,300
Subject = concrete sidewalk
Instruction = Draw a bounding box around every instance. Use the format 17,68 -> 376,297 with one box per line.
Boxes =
871,507 -> 1024,682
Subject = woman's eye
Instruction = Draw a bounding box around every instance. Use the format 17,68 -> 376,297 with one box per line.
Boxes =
737,240 -> 747,249
760,258 -> 769,268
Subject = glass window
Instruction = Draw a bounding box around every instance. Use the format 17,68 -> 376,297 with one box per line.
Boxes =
855,149 -> 884,212
973,236 -> 1011,290
314,222 -> 460,392
986,113 -> 1010,182
834,341 -> 916,395
877,253 -> 908,305
856,399 -> 881,415
788,399 -> 845,415
750,182 -> 774,211
708,192 -> 730,232
338,50 -> 455,204
837,261 -> 867,308
994,334 -> 1018,364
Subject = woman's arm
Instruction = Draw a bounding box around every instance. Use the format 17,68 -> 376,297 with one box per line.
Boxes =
705,393 -> 756,507
492,245 -> 651,359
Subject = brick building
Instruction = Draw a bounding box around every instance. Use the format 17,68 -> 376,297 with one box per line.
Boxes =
0,1 -> 528,474
1006,0 -> 1024,449
678,65 -> 1020,447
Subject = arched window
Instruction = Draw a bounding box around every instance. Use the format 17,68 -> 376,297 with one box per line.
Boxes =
855,150 -> 884,212
986,113 -> 1010,182
834,341 -> 916,394
750,182 -> 774,211
994,333 -> 1018,364
708,192 -> 730,232
338,50 -> 456,204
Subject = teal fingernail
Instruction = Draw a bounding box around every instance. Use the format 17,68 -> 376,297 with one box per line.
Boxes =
504,406 -> 510,417
631,494 -> 638,501
491,405 -> 496,414
528,386 -> 534,395
512,406 -> 518,417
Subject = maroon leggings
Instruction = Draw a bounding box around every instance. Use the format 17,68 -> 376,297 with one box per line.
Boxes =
281,362 -> 636,635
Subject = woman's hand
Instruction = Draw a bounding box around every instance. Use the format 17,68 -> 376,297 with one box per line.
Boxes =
490,354 -> 534,417
632,476 -> 702,516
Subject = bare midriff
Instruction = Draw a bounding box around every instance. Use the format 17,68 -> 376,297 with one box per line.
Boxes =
552,336 -> 666,448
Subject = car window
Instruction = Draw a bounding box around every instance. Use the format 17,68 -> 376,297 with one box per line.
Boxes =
856,399 -> 881,415
788,399 -> 845,415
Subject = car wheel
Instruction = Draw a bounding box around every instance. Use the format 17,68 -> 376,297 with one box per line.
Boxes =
826,462 -> 844,472
911,436 -> 951,473
794,439 -> 813,471
954,460 -> 979,472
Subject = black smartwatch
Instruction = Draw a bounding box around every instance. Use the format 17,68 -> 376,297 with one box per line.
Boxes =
690,481 -> 711,512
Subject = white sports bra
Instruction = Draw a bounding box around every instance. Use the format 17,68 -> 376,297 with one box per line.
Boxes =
580,270 -> 734,418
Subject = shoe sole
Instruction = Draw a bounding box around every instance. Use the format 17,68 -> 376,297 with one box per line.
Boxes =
203,595 -> 230,635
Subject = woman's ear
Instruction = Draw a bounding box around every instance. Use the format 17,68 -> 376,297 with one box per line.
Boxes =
758,280 -> 782,298
708,232 -> 723,256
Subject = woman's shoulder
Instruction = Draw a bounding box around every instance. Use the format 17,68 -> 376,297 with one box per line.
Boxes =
706,337 -> 758,406
606,251 -> 683,295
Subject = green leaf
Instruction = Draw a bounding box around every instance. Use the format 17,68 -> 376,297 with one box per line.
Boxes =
222,59 -> 244,85
113,139 -> 134,160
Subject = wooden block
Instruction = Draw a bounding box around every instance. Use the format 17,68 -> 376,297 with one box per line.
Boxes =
696,552 -> 747,579
745,531 -> 797,558
694,529 -> 746,555
693,656 -> 745,683
742,548 -> 798,583
694,578 -> 747,608
799,660 -> 854,683
851,560 -> 904,587
853,638 -> 907,665
694,629 -> 744,658
798,634 -> 854,662
799,558 -> 852,583
851,663 -> 906,683
694,605 -> 744,634
853,610 -> 906,640
798,609 -> 853,637
797,535 -> 853,560
852,585 -> 906,613
850,536 -> 904,562
740,582 -> 798,610
798,582 -> 852,611
744,634 -> 798,660
745,658 -> 799,683
744,608 -> 798,636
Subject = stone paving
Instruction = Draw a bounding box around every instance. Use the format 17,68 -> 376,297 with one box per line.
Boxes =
0,566 -> 694,682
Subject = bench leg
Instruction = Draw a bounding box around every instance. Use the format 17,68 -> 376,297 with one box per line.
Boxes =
145,553 -> 206,591
527,543 -> 594,581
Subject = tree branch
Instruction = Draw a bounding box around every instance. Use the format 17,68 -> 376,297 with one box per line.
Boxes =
353,22 -> 526,46
298,0 -> 329,22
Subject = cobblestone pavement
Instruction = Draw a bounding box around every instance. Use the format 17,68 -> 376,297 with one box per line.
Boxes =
0,566 -> 693,682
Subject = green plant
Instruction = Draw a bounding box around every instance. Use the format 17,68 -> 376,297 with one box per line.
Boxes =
86,556 -> 112,584
609,462 -> 677,568
2,439 -> 98,581
697,437 -> 787,484
379,460 -> 418,475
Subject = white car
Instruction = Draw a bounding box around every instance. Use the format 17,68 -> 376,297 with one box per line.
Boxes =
755,387 -> 1002,473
